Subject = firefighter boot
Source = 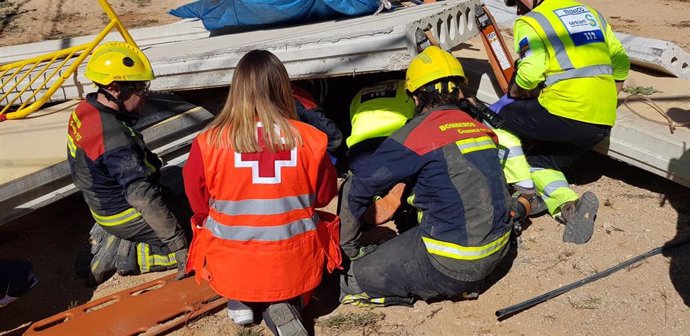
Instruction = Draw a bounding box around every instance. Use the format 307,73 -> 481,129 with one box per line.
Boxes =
75,224 -> 106,278
339,265 -> 364,301
560,191 -> 599,244
264,302 -> 308,336
115,239 -> 139,276
85,229 -> 122,287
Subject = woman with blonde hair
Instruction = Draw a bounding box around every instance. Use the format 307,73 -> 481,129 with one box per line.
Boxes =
182,49 -> 341,336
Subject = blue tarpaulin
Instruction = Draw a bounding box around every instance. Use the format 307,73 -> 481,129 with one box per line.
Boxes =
170,0 -> 380,31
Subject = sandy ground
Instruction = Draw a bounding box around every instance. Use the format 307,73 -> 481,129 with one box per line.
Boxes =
0,0 -> 190,47
1,0 -> 690,336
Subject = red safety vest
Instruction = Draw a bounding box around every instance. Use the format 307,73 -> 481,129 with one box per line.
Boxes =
188,120 -> 341,302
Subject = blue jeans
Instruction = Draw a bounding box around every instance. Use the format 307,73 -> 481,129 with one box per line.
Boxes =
500,99 -> 611,170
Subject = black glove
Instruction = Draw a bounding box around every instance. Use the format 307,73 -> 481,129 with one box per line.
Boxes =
173,248 -> 189,280
342,240 -> 360,260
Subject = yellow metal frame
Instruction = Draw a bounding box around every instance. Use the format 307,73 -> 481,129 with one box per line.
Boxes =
0,0 -> 138,121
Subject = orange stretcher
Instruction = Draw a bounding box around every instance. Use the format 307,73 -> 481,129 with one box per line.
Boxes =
24,274 -> 227,336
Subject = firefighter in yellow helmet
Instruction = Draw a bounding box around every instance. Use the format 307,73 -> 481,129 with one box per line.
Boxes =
497,0 -> 630,244
339,46 -> 513,307
68,42 -> 189,286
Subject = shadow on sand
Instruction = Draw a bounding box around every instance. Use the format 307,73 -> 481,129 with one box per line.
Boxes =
567,150 -> 690,307
0,193 -> 95,334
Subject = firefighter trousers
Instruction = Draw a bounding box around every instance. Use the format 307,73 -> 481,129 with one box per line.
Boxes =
351,226 -> 482,301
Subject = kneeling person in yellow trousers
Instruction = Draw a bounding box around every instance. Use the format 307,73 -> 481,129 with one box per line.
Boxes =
491,124 -> 548,219
496,0 -> 630,244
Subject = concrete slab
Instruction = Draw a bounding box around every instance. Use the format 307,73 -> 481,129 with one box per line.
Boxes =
0,100 -> 79,185
597,107 -> 690,189
1,0 -> 481,106
0,93 -> 213,225
481,0 -> 518,28
616,33 -> 690,80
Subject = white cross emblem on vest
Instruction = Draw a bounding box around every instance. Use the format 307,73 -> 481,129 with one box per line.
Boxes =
235,147 -> 297,184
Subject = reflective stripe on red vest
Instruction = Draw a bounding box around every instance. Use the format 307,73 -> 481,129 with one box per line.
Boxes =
204,211 -> 319,242
191,120 -> 338,302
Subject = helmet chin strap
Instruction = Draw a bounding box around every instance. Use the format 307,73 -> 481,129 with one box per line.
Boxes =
414,94 -> 426,115
517,0 -> 542,14
412,79 -> 461,114
517,2 -> 530,15
98,87 -> 130,113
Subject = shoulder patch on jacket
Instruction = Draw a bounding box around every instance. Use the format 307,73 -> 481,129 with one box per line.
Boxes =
402,110 -> 497,156
518,37 -> 531,58
68,101 -> 105,161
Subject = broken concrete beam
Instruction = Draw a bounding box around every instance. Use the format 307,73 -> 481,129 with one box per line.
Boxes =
615,33 -> 690,80
594,107 -> 690,188
1,0 -> 481,106
481,0 -> 516,27
0,93 -> 211,226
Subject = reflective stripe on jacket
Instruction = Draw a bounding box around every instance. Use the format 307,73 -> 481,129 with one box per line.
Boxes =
515,0 -> 629,125
67,94 -> 164,226
494,128 -> 531,185
348,106 -> 512,282
185,120 -> 340,302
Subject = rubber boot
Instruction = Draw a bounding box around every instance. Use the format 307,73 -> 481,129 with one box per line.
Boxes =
75,224 -> 110,279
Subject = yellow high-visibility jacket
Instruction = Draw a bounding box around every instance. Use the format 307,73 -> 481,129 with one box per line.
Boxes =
514,0 -> 630,126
